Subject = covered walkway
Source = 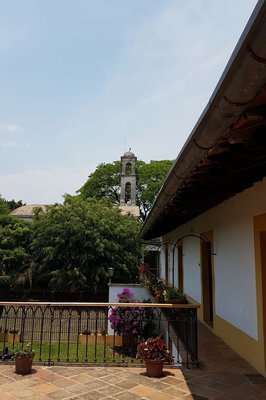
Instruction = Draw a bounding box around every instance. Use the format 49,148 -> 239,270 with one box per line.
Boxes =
0,323 -> 266,400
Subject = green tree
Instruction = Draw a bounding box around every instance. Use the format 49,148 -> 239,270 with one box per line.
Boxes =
6,198 -> 25,211
0,195 -> 25,214
78,159 -> 173,221
0,196 -> 10,215
137,160 -> 173,220
78,161 -> 121,204
0,215 -> 33,281
31,196 -> 143,291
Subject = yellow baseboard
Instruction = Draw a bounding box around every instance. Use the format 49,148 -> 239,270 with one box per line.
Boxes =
211,315 -> 265,376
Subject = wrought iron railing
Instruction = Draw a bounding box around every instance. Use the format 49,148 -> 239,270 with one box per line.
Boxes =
0,302 -> 198,368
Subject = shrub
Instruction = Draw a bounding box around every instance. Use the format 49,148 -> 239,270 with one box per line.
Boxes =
0,275 -> 11,288
136,334 -> 173,362
109,288 -> 154,339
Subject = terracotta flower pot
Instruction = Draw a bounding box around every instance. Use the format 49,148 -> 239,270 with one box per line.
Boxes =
144,359 -> 164,377
15,356 -> 34,375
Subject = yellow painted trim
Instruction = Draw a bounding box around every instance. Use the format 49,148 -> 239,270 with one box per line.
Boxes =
253,213 -> 266,373
213,314 -> 265,375
197,303 -> 203,320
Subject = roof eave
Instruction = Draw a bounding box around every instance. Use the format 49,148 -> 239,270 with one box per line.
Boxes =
140,0 -> 266,240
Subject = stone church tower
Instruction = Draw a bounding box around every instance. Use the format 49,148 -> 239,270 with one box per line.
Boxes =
119,149 -> 140,217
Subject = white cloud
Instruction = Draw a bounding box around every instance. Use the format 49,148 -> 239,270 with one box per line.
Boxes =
1,140 -> 31,149
2,141 -> 15,147
0,123 -> 31,149
0,123 -> 22,134
5,123 -> 20,133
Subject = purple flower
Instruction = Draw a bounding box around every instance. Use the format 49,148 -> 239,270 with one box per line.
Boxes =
117,288 -> 134,303
108,288 -> 153,338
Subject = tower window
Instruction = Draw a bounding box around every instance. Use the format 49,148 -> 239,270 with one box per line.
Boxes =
125,182 -> 131,204
126,163 -> 132,175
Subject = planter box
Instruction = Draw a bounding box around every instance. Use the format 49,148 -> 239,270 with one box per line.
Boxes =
0,331 -> 21,343
0,332 -> 8,342
79,334 -> 111,345
78,334 -> 133,346
8,332 -> 21,343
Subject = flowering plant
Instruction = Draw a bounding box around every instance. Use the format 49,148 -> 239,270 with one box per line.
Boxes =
152,290 -> 164,303
163,287 -> 187,303
138,265 -> 164,301
109,288 -> 154,338
136,334 -> 172,362
14,343 -> 35,358
116,287 -> 133,303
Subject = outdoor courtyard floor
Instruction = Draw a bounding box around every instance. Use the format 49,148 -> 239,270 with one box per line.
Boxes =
1,323 -> 266,400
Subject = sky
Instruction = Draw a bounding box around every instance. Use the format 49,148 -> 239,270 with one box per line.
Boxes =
0,0 -> 258,204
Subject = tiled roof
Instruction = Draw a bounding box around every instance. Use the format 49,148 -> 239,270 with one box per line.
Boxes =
9,204 -> 49,217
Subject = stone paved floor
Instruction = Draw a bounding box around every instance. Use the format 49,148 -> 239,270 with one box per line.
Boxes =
1,323 -> 266,399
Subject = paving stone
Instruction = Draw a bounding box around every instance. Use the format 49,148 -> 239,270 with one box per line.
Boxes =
79,390 -> 107,400
0,322 -> 264,400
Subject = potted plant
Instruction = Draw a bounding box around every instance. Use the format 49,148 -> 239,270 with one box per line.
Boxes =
163,287 -> 187,304
14,343 -> 35,375
136,334 -> 173,377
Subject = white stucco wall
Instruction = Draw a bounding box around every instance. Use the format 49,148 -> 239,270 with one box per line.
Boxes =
160,250 -> 166,281
173,247 -> 178,288
108,283 -> 151,303
168,243 -> 174,286
163,178 -> 266,340
183,236 -> 201,303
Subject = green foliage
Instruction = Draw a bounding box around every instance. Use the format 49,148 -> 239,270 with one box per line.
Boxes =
162,287 -> 187,303
0,275 -> 12,287
136,160 -> 173,220
31,196 -> 143,291
14,343 -> 35,358
6,199 -> 25,212
0,195 -> 25,214
78,161 -> 121,204
7,341 -> 137,363
0,215 -> 32,278
0,196 -> 10,215
77,159 -> 173,221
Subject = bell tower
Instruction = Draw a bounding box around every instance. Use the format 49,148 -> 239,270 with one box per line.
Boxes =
119,149 -> 140,217
120,149 -> 137,205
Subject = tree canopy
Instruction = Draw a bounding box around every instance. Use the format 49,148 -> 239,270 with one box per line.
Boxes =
0,215 -> 32,280
0,159 -> 173,292
0,197 -> 10,215
31,196 -> 143,291
0,195 -> 25,214
78,159 -> 173,221
78,161 -> 121,204
0,196 -> 31,288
